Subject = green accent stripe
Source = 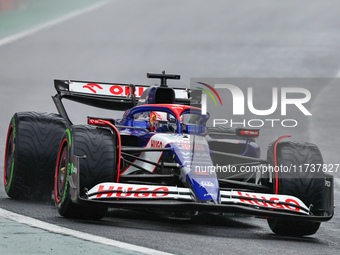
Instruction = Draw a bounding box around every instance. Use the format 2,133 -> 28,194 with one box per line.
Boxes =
197,87 -> 217,105
6,159 -> 15,193
65,129 -> 71,147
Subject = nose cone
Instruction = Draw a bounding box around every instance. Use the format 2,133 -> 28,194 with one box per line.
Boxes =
187,170 -> 220,203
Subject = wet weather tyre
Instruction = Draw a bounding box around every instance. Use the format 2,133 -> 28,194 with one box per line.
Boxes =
4,112 -> 67,200
267,141 -> 325,236
54,125 -> 116,220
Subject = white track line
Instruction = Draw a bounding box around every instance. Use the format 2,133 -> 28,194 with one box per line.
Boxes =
0,208 -> 173,255
0,1 -> 110,47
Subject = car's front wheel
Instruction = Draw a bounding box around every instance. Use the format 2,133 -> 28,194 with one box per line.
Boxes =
267,141 -> 325,236
54,125 -> 116,220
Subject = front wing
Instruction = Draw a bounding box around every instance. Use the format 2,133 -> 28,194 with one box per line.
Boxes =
68,156 -> 333,222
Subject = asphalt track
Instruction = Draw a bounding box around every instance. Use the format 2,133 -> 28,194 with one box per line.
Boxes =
0,0 -> 340,254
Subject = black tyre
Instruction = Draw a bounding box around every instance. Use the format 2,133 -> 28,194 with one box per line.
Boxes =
54,125 -> 116,220
4,112 -> 67,200
267,141 -> 325,236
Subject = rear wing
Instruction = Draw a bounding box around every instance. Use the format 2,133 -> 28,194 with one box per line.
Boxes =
52,79 -> 197,125
55,80 -> 142,110
54,79 -> 192,110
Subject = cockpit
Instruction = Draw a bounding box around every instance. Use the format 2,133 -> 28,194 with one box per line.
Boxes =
117,104 -> 209,135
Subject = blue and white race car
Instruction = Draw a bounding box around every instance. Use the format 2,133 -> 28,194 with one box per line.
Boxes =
4,72 -> 334,236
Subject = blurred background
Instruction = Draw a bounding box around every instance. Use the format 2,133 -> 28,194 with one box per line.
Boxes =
1,0 -> 339,162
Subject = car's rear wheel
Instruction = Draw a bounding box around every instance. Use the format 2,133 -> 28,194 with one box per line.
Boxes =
267,141 -> 325,236
55,125 -> 116,220
4,112 -> 67,200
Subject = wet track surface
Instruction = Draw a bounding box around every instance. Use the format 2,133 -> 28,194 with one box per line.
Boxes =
0,1 -> 340,254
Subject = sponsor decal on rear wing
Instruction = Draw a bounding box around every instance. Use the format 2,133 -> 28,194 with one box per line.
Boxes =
69,81 -> 147,98
236,128 -> 260,137
173,88 -> 189,100
68,81 -> 189,99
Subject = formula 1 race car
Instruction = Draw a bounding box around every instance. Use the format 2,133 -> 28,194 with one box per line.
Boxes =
4,72 -> 334,236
